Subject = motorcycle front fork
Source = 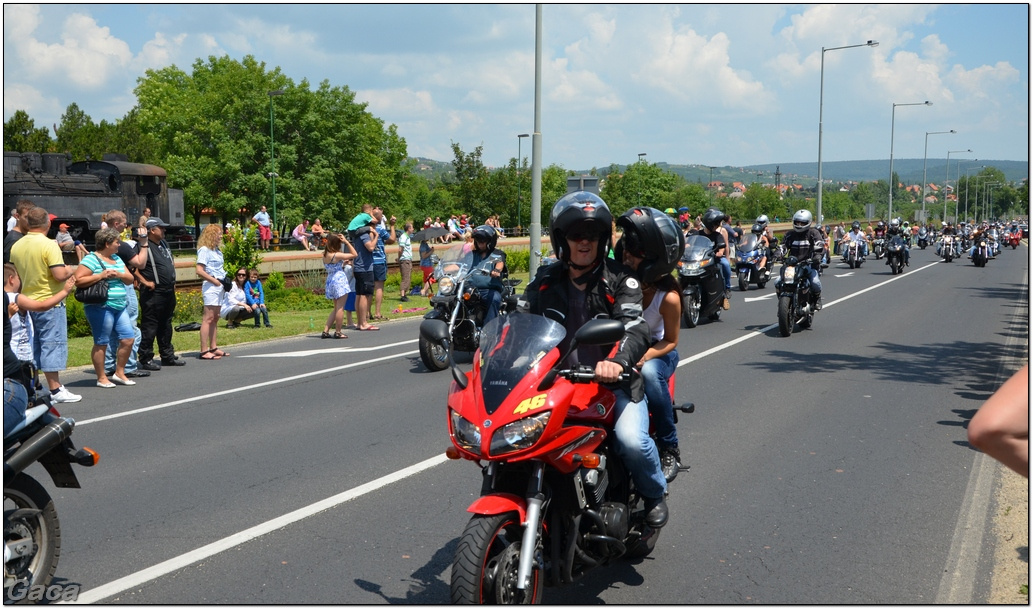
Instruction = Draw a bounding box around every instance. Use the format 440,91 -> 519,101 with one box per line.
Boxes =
517,461 -> 546,590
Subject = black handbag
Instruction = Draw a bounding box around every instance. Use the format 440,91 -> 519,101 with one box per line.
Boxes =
74,280 -> 108,304
74,253 -> 111,304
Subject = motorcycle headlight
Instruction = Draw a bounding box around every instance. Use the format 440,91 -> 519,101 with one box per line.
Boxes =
450,409 -> 481,451
489,412 -> 551,456
783,265 -> 796,281
437,276 -> 456,296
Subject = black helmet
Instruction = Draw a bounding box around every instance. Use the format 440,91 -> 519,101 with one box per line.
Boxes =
852,221 -> 861,231
549,191 -> 614,265
702,208 -> 724,231
751,222 -> 764,235
877,221 -> 885,229
471,224 -> 498,251
793,209 -> 813,230
615,207 -> 685,283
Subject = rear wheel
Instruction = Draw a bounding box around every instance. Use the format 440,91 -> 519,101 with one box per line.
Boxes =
4,475 -> 60,603
777,295 -> 794,337
419,335 -> 449,372
451,512 -> 542,604
682,294 -> 700,328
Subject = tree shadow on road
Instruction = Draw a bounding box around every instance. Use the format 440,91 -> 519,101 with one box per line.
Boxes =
353,537 -> 457,604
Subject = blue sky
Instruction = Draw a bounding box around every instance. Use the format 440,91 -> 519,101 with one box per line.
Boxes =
4,4 -> 1028,171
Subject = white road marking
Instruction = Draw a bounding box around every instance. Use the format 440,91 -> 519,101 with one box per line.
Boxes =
63,453 -> 451,604
834,271 -> 855,277
743,292 -> 777,303
240,339 -> 419,358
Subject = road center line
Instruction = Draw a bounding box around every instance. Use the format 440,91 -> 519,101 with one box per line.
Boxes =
76,349 -> 420,426
63,453 -> 450,604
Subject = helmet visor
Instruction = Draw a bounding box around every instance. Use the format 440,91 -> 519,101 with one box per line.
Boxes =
794,219 -> 809,229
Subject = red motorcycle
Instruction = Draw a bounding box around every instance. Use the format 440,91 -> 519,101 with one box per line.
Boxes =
1006,231 -> 1021,249
421,313 -> 693,604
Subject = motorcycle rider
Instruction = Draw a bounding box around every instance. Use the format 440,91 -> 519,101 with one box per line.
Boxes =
701,208 -> 732,309
615,207 -> 685,483
781,210 -> 825,310
885,218 -> 911,266
940,221 -> 960,257
756,214 -> 777,263
751,222 -> 771,276
461,224 -> 508,325
841,221 -> 870,259
522,191 -> 669,528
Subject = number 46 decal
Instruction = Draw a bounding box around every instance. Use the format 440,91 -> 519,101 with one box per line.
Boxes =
513,393 -> 547,415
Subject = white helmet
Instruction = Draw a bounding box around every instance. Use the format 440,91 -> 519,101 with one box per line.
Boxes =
792,210 -> 813,230
756,214 -> 770,228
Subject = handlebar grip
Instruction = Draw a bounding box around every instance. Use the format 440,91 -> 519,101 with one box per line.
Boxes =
559,368 -> 633,383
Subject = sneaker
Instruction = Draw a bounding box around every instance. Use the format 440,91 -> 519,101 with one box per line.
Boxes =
399,296 -> 409,303
660,446 -> 681,483
52,386 -> 82,403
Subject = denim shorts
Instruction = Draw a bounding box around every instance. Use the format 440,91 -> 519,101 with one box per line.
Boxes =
372,263 -> 388,282
30,306 -> 68,373
83,304 -> 135,346
4,378 -> 28,437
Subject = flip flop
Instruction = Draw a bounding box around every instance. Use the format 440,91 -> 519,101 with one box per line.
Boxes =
359,325 -> 380,331
212,349 -> 230,357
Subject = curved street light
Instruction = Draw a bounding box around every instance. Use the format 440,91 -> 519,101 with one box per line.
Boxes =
816,39 -> 878,225
888,100 -> 932,220
921,130 -> 955,222
268,89 -> 285,228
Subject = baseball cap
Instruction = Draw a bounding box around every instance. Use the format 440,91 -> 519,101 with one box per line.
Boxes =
146,217 -> 170,229
58,223 -> 69,229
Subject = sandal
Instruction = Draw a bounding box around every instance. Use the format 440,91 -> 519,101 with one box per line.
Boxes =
321,331 -> 331,339
333,331 -> 347,339
199,350 -> 221,360
358,325 -> 380,331
211,349 -> 229,357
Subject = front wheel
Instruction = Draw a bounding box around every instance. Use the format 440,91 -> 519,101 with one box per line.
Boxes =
419,335 -> 449,372
451,512 -> 543,604
777,295 -> 794,337
4,475 -> 61,603
682,294 -> 700,328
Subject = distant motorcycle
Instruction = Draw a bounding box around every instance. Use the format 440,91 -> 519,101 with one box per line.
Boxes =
841,238 -> 866,269
940,235 -> 956,263
871,237 -> 886,260
885,235 -> 907,275
734,233 -> 771,291
775,256 -> 819,337
677,234 -> 725,328
916,227 -> 930,250
1006,231 -> 1021,249
971,237 -> 992,268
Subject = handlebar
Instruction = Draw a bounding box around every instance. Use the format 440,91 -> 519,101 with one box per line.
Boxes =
558,366 -> 633,384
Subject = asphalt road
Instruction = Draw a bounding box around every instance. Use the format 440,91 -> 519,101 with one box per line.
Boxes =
36,241 -> 1028,604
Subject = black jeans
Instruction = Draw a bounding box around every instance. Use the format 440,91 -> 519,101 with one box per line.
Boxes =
138,288 -> 177,363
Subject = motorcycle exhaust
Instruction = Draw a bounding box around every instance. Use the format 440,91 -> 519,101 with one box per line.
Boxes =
3,416 -> 75,479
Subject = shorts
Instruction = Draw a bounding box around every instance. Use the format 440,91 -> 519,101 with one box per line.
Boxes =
421,266 -> 435,283
202,281 -> 224,306
344,291 -> 356,312
30,306 -> 68,373
83,304 -> 135,346
353,271 -> 375,296
372,262 -> 388,282
258,225 -> 271,240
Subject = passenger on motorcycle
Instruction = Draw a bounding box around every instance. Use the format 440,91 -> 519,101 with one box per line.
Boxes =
751,222 -> 771,275
701,208 -> 732,309
616,207 -> 685,483
522,191 -> 669,528
781,210 -> 825,309
841,221 -> 870,258
756,214 -> 777,261
873,221 -> 887,240
886,218 -> 911,266
461,225 -> 508,325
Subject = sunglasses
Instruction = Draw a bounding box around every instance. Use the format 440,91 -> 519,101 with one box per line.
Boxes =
566,231 -> 596,242
236,273 -> 246,277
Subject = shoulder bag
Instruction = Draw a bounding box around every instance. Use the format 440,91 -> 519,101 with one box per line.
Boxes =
74,254 -> 110,304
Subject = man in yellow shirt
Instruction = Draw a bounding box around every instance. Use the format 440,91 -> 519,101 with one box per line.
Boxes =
8,207 -> 80,403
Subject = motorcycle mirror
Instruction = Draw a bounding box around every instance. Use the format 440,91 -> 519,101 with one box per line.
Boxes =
573,318 -> 626,346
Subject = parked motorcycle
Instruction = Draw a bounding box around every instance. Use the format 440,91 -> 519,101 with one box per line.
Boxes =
4,369 -> 98,603
419,245 -> 520,371
841,238 -> 866,269
734,233 -> 771,291
916,227 -> 930,250
420,314 -> 693,604
885,235 -> 907,275
941,235 -> 956,263
775,256 -> 819,337
677,234 -> 725,328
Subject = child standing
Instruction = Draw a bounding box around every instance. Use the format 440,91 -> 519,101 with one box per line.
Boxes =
343,260 -> 356,330
4,263 -> 75,362
244,268 -> 273,328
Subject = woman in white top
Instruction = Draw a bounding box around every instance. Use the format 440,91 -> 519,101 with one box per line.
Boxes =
221,269 -> 253,329
195,224 -> 228,360
616,207 -> 685,483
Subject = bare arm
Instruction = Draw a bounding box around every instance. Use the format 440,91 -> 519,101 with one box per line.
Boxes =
17,277 -> 76,312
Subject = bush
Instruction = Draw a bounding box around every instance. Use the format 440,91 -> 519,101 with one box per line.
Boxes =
173,290 -> 205,324
222,225 -> 263,278
266,271 -> 286,291
266,287 -> 332,312
66,297 -> 92,339
502,247 -> 530,273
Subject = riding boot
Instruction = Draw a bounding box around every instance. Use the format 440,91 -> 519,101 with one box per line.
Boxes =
723,289 -> 731,310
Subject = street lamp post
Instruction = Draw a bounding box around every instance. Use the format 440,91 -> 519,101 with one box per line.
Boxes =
943,149 -> 971,221
707,165 -> 716,205
268,89 -> 284,229
516,133 -> 529,234
888,100 -> 932,220
921,130 -> 955,222
817,40 -> 878,226
984,181 -> 1002,221
963,164 -> 984,222
637,153 -> 647,206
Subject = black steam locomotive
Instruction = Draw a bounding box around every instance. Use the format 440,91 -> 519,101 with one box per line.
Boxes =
3,151 -> 187,247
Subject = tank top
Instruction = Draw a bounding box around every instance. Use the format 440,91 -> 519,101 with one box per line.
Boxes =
642,289 -> 667,343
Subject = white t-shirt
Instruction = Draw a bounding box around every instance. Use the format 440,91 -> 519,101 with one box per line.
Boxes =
6,291 -> 33,361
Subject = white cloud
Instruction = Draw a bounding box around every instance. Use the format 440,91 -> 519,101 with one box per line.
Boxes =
2,83 -> 62,124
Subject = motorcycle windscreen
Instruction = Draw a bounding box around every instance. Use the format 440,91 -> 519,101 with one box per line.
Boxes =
682,234 -> 714,262
477,313 -> 566,415
736,233 -> 759,255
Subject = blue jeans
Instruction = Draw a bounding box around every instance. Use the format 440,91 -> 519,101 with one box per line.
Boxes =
612,388 -> 667,500
717,256 -> 732,291
477,288 -> 502,325
642,350 -> 679,450
106,287 -> 140,373
804,266 -> 821,295
4,378 -> 28,437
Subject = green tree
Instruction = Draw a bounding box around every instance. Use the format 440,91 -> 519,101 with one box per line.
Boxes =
3,110 -> 52,154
